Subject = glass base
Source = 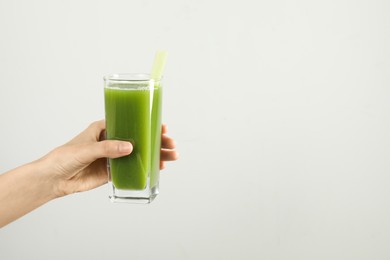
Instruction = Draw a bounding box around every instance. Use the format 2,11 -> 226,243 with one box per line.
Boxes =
108,181 -> 159,204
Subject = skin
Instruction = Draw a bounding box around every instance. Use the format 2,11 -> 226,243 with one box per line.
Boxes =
0,120 -> 178,228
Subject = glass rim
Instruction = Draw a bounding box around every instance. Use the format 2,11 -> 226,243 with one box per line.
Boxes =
104,73 -> 162,82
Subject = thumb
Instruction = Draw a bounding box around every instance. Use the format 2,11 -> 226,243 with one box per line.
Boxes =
76,140 -> 133,163
95,140 -> 133,159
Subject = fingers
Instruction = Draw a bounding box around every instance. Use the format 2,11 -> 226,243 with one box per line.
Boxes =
75,140 -> 133,164
161,124 -> 176,149
160,149 -> 179,162
161,134 -> 176,149
162,124 -> 168,134
160,161 -> 165,170
66,120 -> 106,145
96,140 -> 133,159
160,123 -> 179,166
70,121 -> 176,167
89,120 -> 105,129
88,120 -> 106,141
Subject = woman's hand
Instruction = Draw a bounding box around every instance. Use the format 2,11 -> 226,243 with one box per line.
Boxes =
42,120 -> 178,197
0,120 -> 178,227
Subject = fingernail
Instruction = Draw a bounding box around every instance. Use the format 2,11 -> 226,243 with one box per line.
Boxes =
119,142 -> 132,153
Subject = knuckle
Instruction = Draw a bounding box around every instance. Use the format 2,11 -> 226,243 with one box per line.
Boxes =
101,141 -> 112,155
89,120 -> 104,130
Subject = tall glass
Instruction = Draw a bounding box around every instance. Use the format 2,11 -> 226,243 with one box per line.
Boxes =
104,73 -> 162,203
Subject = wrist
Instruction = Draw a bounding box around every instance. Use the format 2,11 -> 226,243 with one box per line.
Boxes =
0,157 -> 59,227
30,157 -> 62,201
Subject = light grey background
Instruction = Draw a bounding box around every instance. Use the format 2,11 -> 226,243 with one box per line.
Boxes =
0,0 -> 389,259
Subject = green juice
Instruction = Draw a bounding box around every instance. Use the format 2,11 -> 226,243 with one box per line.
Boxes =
105,82 -> 162,191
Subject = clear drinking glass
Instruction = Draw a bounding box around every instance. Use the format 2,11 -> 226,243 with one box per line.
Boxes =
104,73 -> 162,203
